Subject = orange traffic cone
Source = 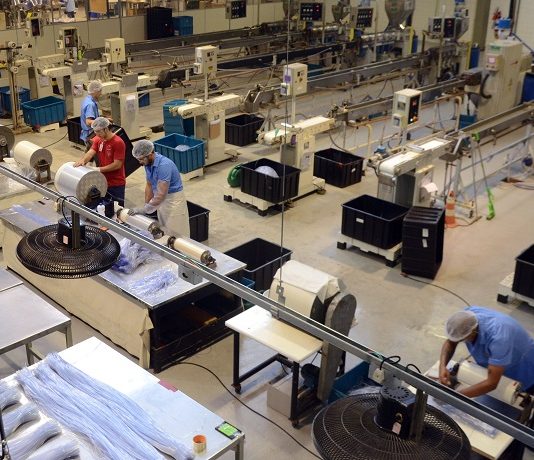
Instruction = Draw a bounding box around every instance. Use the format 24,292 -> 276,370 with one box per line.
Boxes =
445,191 -> 457,228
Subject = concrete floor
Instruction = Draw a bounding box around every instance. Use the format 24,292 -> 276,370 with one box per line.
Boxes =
1,86 -> 534,459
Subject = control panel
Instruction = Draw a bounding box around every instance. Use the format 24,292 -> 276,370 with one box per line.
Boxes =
194,45 -> 217,75
280,63 -> 308,97
429,17 -> 442,33
299,3 -> 323,21
485,53 -> 503,71
392,88 -> 421,129
105,38 -> 126,64
443,17 -> 456,38
353,7 -> 374,28
226,0 -> 246,19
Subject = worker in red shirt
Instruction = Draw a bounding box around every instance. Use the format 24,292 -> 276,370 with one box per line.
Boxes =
74,117 -> 126,206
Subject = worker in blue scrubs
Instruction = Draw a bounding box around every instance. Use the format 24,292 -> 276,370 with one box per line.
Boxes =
129,140 -> 190,237
439,307 -> 534,397
80,81 -> 104,150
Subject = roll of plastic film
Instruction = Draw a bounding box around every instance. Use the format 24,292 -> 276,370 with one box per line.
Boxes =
0,124 -> 15,151
55,162 -> 108,204
13,141 -> 52,168
456,362 -> 520,404
171,238 -> 212,264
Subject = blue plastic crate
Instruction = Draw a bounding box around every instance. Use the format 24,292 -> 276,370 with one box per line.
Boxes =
139,87 -> 150,107
163,99 -> 194,136
238,277 -> 255,309
154,133 -> 205,173
0,87 -> 31,115
21,96 -> 66,127
173,16 -> 193,36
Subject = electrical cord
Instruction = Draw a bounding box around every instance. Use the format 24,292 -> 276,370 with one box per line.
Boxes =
406,364 -> 422,374
401,273 -> 471,307
379,355 -> 401,370
176,362 -> 321,459
42,132 -> 67,149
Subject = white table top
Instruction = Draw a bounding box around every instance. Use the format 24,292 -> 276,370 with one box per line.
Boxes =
0,284 -> 70,352
0,268 -> 22,292
225,305 -> 323,363
426,361 -> 514,459
5,337 -> 243,459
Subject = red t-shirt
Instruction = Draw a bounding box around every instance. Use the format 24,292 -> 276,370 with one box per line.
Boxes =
91,134 -> 126,186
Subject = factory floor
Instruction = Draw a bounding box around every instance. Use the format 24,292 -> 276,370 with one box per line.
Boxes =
1,89 -> 534,459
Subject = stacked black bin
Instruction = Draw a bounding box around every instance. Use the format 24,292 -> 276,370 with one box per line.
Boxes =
146,7 -> 174,39
512,245 -> 534,299
401,207 -> 445,279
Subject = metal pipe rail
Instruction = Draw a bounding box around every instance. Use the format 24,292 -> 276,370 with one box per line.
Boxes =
0,165 -> 533,447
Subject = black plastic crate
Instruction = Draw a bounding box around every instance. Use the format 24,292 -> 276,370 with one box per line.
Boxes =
225,238 -> 292,291
401,207 -> 445,279
512,245 -> 534,299
150,291 -> 242,371
225,114 -> 264,146
187,201 -> 209,242
240,158 -> 300,203
314,148 -> 364,188
341,195 -> 409,249
67,117 -> 84,146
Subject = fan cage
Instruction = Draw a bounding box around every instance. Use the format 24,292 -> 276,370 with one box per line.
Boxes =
16,224 -> 121,279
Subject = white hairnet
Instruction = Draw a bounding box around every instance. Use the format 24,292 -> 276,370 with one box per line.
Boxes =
446,310 -> 478,342
87,80 -> 103,95
91,117 -> 110,131
132,140 -> 154,159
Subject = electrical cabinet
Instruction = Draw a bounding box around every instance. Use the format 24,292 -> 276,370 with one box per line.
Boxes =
299,3 -> 323,21
194,45 -> 217,75
105,38 -> 126,64
392,88 -> 421,128
280,63 -> 308,96
226,0 -> 246,19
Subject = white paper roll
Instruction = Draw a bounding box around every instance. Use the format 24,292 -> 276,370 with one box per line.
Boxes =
0,124 -> 14,151
456,361 -> 520,404
13,141 -> 52,168
55,161 -> 108,204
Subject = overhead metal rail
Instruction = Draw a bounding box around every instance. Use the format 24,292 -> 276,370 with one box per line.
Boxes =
1,164 -> 533,448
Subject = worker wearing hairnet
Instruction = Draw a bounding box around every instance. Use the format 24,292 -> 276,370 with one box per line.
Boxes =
80,80 -> 105,149
74,117 -> 126,206
439,307 -> 534,398
130,140 -> 190,237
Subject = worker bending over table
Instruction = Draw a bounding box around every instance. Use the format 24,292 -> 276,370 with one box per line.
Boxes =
130,140 -> 190,238
439,307 -> 534,398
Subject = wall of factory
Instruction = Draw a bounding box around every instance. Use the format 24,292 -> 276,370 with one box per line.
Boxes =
515,1 -> 534,50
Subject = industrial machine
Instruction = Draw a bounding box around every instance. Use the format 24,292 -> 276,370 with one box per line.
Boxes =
476,40 -> 530,120
226,63 -> 333,213
392,88 -> 421,129
267,260 -> 356,403
170,46 -> 241,167
372,137 -> 450,208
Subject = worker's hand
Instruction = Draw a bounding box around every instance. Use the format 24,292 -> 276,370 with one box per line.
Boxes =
127,207 -> 144,216
73,160 -> 84,167
439,366 -> 452,386
86,165 -> 100,172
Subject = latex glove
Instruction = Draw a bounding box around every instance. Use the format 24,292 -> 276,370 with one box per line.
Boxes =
86,165 -> 100,172
127,207 -> 144,216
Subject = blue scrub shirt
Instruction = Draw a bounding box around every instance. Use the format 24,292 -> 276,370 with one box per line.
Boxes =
80,95 -> 99,142
466,306 -> 534,390
145,153 -> 183,194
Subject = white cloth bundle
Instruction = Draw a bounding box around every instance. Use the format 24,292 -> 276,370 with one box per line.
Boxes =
0,381 -> 20,409
8,419 -> 61,460
16,366 -> 165,460
3,403 -> 40,437
26,434 -> 79,460
45,353 -> 193,460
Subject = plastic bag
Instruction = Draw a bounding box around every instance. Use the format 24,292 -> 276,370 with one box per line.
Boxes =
112,238 -> 161,274
255,165 -> 279,178
174,144 -> 190,152
129,268 -> 179,297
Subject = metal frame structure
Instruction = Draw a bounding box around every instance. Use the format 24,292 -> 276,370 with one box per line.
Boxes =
1,165 -> 533,448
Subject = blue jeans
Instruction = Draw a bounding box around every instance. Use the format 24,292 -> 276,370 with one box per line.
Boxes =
107,185 -> 125,207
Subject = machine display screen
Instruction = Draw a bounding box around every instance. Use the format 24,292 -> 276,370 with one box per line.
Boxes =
300,3 -> 323,21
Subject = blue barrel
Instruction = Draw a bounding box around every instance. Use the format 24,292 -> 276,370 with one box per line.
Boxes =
521,72 -> 534,103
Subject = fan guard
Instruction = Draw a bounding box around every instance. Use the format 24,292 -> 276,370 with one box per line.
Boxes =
312,394 -> 471,460
16,224 -> 120,279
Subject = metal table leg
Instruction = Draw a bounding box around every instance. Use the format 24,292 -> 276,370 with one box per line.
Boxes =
290,361 -> 300,427
232,331 -> 241,393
